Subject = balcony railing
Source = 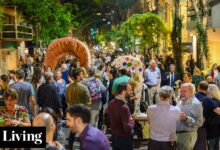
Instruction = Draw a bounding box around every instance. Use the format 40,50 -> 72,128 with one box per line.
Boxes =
1,24 -> 33,40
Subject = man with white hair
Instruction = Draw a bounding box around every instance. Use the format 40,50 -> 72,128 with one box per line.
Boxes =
144,59 -> 161,105
147,86 -> 180,150
176,83 -> 203,150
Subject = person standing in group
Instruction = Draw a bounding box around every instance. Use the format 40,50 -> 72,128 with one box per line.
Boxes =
10,69 -> 36,120
55,69 -> 67,119
66,68 -> 91,150
194,81 -> 220,150
37,71 -> 63,119
61,63 -> 69,84
0,74 -> 9,106
66,68 -> 91,107
162,64 -> 179,88
108,69 -> 117,102
8,70 -> 16,86
213,65 -> 220,89
206,84 -> 220,150
176,83 -> 203,150
144,59 -> 161,105
210,63 -> 218,79
147,86 -> 180,150
107,82 -> 135,150
183,72 -> 192,84
81,67 -> 106,127
33,112 -> 64,150
0,88 -> 31,127
111,69 -> 130,96
66,104 -> 110,150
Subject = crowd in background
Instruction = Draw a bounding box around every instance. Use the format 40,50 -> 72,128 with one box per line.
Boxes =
0,52 -> 219,150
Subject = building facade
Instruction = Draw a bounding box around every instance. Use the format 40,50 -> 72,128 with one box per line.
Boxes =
0,6 -> 33,74
181,0 -> 220,67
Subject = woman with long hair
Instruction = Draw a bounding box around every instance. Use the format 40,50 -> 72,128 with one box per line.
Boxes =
31,66 -> 45,89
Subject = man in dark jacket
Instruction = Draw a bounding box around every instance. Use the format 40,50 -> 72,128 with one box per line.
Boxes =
162,64 -> 179,88
37,72 -> 63,118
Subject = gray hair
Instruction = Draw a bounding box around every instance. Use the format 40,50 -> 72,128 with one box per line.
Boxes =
149,59 -> 156,65
159,86 -> 174,99
181,83 -> 196,94
207,84 -> 220,101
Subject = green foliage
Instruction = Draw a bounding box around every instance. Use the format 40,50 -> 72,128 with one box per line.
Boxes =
0,0 -> 6,30
196,23 -> 209,58
118,13 -> 168,50
7,0 -> 75,45
0,7 -> 4,30
196,23 -> 209,69
95,29 -> 121,45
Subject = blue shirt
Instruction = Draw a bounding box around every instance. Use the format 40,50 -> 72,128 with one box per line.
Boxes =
10,81 -> 35,115
56,79 -> 66,97
62,70 -> 69,84
79,125 -> 110,150
195,92 -> 219,120
176,96 -> 203,132
144,67 -> 161,86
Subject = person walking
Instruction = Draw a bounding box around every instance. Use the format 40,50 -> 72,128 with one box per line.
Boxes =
10,69 -> 36,120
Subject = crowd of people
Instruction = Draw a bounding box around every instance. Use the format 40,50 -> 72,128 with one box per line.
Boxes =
0,52 -> 219,150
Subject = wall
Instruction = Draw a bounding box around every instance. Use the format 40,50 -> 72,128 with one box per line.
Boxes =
0,49 -> 18,74
208,40 -> 220,66
212,3 -> 220,28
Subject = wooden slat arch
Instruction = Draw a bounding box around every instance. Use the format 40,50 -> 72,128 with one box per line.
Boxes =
44,37 -> 91,70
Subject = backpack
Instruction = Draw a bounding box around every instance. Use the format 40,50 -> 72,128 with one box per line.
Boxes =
87,78 -> 102,100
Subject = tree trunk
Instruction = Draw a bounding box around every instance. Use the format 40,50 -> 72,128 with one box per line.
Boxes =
171,0 -> 183,76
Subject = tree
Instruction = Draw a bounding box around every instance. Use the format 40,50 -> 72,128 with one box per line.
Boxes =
190,0 -> 209,68
63,0 -> 105,40
118,13 -> 168,56
171,0 -> 183,76
6,0 -> 75,45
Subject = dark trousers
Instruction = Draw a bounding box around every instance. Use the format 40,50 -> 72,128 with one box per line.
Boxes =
148,139 -> 176,150
112,135 -> 134,150
194,127 -> 207,150
68,132 -> 75,150
97,106 -> 104,130
61,96 -> 67,119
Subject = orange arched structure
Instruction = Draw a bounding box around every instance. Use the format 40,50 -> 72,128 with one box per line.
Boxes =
44,37 -> 91,70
